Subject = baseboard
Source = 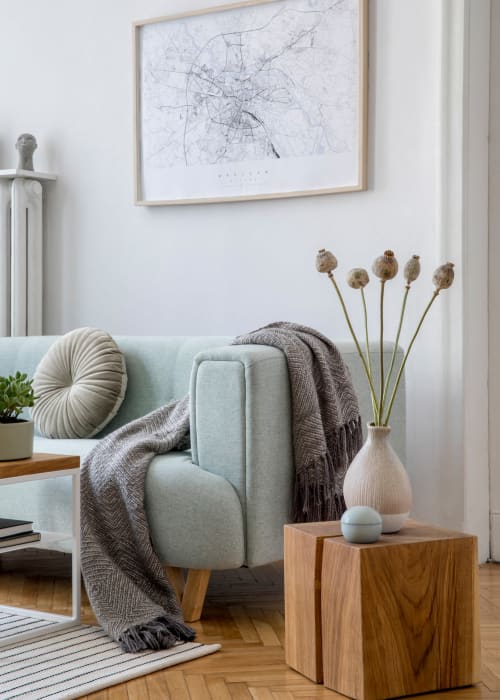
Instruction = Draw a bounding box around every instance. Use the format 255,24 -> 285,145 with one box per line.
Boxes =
490,512 -> 500,562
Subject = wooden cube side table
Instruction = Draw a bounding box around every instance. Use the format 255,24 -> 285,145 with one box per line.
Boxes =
321,522 -> 481,700
284,520 -> 342,682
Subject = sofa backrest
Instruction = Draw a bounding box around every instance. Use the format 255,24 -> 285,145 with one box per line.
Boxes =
0,335 -> 230,437
103,336 -> 231,435
0,335 -> 405,458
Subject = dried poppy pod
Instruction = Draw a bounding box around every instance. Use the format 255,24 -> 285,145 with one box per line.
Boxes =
372,250 -> 398,280
433,262 -> 455,292
404,255 -> 421,286
316,249 -> 338,274
347,268 -> 370,289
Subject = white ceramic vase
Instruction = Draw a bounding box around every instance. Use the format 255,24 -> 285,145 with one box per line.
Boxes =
343,424 -> 412,533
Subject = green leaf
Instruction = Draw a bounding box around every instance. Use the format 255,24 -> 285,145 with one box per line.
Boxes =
0,372 -> 36,421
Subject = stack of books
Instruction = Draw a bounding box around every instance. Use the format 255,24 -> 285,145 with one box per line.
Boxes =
0,518 -> 41,548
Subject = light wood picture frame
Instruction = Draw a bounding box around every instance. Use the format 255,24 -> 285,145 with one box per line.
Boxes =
134,0 -> 367,206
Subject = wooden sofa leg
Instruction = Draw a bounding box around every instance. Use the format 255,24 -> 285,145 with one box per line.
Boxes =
165,566 -> 185,602
181,569 -> 211,622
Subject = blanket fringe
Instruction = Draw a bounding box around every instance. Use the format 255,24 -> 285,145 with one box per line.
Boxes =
293,417 -> 363,523
119,616 -> 196,653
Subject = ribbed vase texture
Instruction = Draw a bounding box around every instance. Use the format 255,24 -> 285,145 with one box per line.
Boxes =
343,424 -> 412,533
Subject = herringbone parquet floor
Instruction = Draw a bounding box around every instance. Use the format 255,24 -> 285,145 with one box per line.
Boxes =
1,551 -> 500,699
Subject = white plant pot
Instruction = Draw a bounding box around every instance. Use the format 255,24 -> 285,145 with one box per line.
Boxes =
343,424 -> 412,533
0,419 -> 34,461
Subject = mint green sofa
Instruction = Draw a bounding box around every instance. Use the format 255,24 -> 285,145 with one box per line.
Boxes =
0,335 -> 405,578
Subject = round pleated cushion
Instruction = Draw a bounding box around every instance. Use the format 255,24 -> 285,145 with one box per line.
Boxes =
32,327 -> 127,438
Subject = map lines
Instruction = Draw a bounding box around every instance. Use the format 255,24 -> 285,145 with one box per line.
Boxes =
140,0 -> 358,171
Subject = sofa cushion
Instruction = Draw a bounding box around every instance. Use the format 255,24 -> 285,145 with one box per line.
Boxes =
145,452 -> 245,570
32,328 -> 127,438
0,437 -> 245,570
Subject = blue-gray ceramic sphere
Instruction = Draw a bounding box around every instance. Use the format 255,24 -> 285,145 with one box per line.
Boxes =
341,506 -> 383,543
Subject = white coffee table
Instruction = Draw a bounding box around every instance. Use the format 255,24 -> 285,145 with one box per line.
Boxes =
0,453 -> 80,646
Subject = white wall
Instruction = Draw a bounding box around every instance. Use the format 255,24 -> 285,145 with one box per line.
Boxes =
0,2 -> 468,536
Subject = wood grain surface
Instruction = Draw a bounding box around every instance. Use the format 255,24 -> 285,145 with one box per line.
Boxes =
321,531 -> 480,699
284,521 -> 342,682
0,452 -> 79,478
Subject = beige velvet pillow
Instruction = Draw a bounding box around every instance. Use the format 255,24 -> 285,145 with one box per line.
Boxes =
32,327 -> 127,438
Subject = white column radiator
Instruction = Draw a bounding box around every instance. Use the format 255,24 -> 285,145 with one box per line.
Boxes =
0,170 -> 56,337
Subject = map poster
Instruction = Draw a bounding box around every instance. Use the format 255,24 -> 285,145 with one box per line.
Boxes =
134,0 -> 367,205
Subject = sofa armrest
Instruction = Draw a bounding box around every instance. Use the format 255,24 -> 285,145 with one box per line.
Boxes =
190,345 -> 293,567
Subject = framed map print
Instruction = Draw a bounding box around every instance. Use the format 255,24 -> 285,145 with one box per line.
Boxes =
134,0 -> 367,205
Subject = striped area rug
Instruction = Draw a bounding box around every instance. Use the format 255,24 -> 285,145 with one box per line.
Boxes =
0,613 -> 220,700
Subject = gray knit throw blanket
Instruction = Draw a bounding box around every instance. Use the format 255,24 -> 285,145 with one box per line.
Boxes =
81,322 -> 362,652
233,322 -> 363,521
81,396 -> 195,653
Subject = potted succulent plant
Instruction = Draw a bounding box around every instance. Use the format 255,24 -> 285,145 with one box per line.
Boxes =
0,371 -> 36,461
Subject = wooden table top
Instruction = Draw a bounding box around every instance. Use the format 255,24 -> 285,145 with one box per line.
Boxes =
0,453 -> 80,479
285,518 -> 475,545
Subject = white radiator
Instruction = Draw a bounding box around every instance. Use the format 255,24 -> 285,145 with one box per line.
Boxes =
0,170 -> 56,337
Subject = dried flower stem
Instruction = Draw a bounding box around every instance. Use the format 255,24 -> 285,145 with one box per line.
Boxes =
378,281 -> 386,425
382,285 -> 410,417
328,272 -> 379,421
360,287 -> 378,421
383,290 -> 439,426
